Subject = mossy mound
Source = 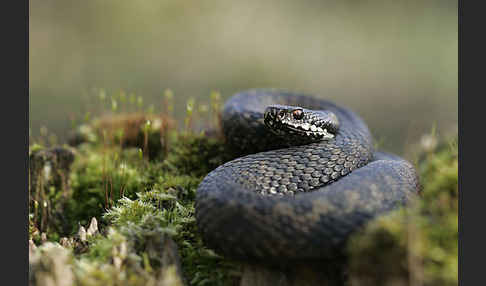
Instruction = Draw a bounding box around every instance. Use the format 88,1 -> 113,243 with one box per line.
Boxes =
30,129 -> 240,286
29,101 -> 457,286
30,99 -> 240,285
347,136 -> 458,286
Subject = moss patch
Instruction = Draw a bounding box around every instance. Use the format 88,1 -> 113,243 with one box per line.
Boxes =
29,93 -> 456,286
347,136 -> 458,286
30,102 -> 240,285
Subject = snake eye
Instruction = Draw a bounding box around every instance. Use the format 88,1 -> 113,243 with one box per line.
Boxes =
292,109 -> 304,120
278,110 -> 286,118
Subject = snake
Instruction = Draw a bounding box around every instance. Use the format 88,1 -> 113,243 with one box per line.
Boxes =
195,89 -> 420,262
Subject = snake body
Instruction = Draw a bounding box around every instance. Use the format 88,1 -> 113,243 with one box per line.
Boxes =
195,89 -> 420,261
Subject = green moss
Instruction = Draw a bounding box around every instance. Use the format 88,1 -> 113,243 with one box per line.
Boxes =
162,132 -> 231,177
29,143 -> 45,154
348,135 -> 458,286
30,112 -> 239,285
83,228 -> 134,263
104,197 -> 159,228
30,94 -> 456,286
101,180 -> 240,286
64,145 -> 145,232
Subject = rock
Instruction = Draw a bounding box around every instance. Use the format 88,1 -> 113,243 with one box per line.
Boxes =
59,237 -> 72,248
145,232 -> 185,285
86,217 -> 99,237
157,265 -> 185,286
77,226 -> 87,242
112,241 -> 128,269
29,239 -> 37,256
29,243 -> 74,286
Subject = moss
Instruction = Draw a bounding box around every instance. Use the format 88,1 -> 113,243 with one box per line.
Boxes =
101,182 -> 240,286
30,111 -> 240,285
29,128 -> 458,286
29,143 -> 45,154
30,92 -> 456,286
64,145 -> 145,233
162,132 -> 231,177
347,135 -> 458,286
29,129 -> 458,286
68,124 -> 99,147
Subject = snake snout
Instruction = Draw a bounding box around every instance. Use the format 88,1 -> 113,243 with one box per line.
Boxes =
264,105 -> 338,142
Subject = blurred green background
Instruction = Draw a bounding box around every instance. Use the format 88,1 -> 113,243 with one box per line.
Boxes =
29,0 -> 457,155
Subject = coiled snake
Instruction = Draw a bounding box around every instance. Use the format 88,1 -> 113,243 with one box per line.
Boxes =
195,89 -> 420,261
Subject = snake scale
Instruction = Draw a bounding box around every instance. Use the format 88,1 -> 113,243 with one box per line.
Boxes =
195,89 -> 420,262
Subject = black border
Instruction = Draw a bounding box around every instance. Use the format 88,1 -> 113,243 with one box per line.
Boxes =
459,0 -> 483,285
3,0 -> 28,283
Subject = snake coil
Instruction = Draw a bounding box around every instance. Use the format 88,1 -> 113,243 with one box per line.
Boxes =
195,89 -> 420,261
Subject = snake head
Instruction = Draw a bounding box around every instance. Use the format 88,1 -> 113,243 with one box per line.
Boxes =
264,105 -> 339,143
